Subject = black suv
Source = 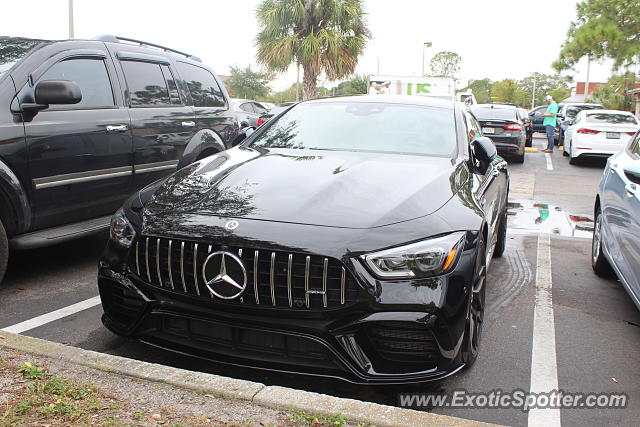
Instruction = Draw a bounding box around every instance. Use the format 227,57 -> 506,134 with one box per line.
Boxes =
0,35 -> 240,284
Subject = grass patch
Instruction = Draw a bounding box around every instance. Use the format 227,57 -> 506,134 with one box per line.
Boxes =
0,360 -> 124,426
288,409 -> 346,426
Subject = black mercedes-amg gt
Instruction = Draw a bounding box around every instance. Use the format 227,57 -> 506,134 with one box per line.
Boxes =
98,96 -> 509,385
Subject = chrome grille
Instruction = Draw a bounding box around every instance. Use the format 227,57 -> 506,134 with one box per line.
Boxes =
129,236 -> 358,310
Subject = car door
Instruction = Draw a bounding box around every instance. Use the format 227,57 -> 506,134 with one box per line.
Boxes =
22,53 -> 133,229
115,54 -> 196,190
604,135 -> 640,297
529,106 -> 546,132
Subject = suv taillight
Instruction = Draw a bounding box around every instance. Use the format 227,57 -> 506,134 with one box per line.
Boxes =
504,123 -> 522,131
577,128 -> 600,134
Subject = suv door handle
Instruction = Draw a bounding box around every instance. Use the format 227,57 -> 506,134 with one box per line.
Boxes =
181,121 -> 196,128
106,124 -> 128,133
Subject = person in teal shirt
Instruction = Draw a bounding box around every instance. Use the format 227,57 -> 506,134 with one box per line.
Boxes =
542,95 -> 558,152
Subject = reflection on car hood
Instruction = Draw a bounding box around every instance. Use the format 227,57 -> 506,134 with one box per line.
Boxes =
143,146 -> 458,229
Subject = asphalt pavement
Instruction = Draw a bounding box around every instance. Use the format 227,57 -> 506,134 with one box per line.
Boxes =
1,134 -> 639,426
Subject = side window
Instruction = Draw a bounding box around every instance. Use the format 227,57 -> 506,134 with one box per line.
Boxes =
532,107 -> 545,117
253,103 -> 268,114
466,111 -> 482,141
160,65 -> 181,105
240,102 -> 255,113
121,60 -> 171,106
461,110 -> 473,143
39,58 -> 114,109
176,62 -> 225,107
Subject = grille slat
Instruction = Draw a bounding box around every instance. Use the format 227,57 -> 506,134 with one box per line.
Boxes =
131,236 -> 358,311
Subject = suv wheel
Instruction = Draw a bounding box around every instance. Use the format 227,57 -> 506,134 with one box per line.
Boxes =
0,218 -> 7,285
493,207 -> 507,258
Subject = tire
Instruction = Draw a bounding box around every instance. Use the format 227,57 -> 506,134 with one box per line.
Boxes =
592,206 -> 615,278
493,207 -> 507,258
0,218 -> 7,286
512,151 -> 525,164
462,234 -> 486,369
562,137 -> 569,156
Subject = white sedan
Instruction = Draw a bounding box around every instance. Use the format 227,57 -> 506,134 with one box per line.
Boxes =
564,110 -> 639,164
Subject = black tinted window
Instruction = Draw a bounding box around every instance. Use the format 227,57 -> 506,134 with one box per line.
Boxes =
161,65 -> 181,105
121,60 -> 170,106
39,58 -> 114,109
177,62 -> 225,107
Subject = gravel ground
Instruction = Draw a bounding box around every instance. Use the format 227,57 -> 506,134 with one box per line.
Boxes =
0,349 -> 353,426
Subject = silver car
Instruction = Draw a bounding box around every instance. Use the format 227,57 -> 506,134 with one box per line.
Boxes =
593,131 -> 640,310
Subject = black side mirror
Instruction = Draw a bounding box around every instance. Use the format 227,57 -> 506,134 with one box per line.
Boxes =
35,80 -> 82,105
624,164 -> 640,185
231,127 -> 255,146
471,136 -> 497,174
20,80 -> 82,113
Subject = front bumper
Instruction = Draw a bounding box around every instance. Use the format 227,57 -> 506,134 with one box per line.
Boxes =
98,234 -> 479,385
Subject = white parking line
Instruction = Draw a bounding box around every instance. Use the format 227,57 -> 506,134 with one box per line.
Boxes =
545,152 -> 554,170
528,234 -> 561,427
1,296 -> 101,334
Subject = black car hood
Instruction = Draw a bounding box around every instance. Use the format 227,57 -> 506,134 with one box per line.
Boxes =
143,146 -> 458,230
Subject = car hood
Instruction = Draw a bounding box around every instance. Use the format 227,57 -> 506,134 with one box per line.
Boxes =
143,146 -> 459,230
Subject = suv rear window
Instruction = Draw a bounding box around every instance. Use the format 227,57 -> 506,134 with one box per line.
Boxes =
121,60 -> 173,107
470,106 -> 517,121
176,62 -> 225,107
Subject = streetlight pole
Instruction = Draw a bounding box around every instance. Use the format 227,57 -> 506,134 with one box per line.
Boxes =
68,0 -> 74,39
422,42 -> 432,77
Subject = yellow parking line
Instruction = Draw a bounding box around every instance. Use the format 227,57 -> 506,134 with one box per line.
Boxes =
525,147 -> 538,153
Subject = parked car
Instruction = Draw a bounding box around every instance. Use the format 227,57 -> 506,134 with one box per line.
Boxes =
230,99 -> 270,128
256,105 -> 289,126
98,95 -> 510,384
592,133 -> 640,311
261,102 -> 276,111
470,104 -> 527,163
518,107 -> 533,147
563,110 -> 639,164
555,102 -> 604,145
0,35 -> 240,285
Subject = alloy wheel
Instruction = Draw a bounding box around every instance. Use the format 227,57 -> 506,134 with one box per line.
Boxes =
592,213 -> 602,264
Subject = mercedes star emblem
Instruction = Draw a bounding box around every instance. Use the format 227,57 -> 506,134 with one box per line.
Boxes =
202,251 -> 247,299
225,220 -> 239,231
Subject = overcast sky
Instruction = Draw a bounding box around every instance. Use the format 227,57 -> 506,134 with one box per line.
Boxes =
1,0 -> 615,90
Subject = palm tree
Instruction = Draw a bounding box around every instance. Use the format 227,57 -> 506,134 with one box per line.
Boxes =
255,0 -> 369,100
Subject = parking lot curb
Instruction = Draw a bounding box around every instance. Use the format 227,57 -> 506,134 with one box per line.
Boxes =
0,331 -> 497,426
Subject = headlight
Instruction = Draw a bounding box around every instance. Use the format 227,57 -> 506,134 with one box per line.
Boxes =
109,208 -> 136,248
362,232 -> 466,279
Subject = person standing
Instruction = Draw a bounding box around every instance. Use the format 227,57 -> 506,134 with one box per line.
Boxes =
541,95 -> 559,153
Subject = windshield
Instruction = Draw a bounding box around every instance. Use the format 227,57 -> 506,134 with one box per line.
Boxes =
566,105 -> 603,118
250,102 -> 457,156
0,36 -> 46,77
586,113 -> 638,125
470,106 -> 517,121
